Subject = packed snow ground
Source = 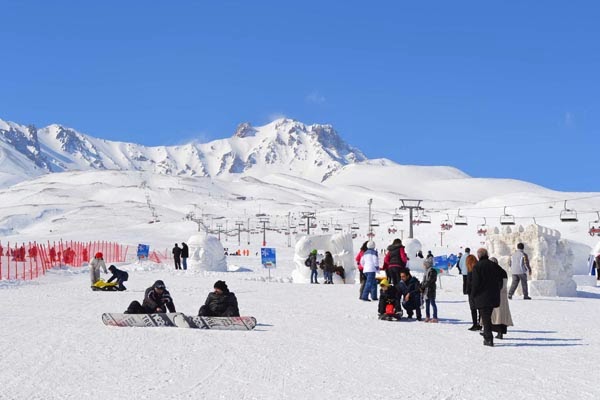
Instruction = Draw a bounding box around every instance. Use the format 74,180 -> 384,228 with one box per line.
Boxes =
1,252 -> 599,400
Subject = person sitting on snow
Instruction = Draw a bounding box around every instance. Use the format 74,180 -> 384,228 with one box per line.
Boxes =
125,280 -> 176,314
198,280 -> 240,317
107,265 -> 129,291
378,279 -> 402,320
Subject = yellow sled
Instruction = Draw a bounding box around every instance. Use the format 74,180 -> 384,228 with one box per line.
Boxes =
91,279 -> 119,291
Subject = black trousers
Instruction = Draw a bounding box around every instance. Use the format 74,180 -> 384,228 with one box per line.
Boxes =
388,267 -> 401,286
479,307 -> 493,343
125,301 -> 155,314
471,308 -> 479,325
174,258 -> 181,270
462,275 -> 468,295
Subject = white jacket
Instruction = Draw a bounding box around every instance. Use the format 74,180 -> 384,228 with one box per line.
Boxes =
360,249 -> 379,273
458,252 -> 469,275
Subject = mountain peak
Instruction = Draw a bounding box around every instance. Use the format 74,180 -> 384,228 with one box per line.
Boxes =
233,122 -> 257,138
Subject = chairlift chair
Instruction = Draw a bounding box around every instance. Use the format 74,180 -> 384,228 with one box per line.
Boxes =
334,224 -> 343,231
560,200 -> 578,222
441,214 -> 453,231
477,218 -> 488,236
500,207 -> 515,226
351,222 -> 360,230
588,212 -> 600,236
419,213 -> 431,224
392,211 -> 404,222
454,209 -> 468,226
370,218 -> 380,227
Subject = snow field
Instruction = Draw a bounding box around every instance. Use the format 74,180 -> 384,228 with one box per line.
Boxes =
1,261 -> 599,400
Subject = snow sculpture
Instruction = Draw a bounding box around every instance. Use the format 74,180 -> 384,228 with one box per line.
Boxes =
292,233 -> 355,284
186,234 -> 227,272
486,224 -> 576,297
404,238 -> 423,271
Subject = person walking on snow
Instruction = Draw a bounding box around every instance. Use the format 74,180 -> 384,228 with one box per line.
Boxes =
172,243 -> 182,270
489,257 -> 513,339
360,241 -> 379,301
471,248 -> 504,347
90,252 -> 108,285
508,243 -> 532,300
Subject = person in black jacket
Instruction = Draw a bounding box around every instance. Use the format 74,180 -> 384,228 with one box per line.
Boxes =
399,270 -> 422,321
125,280 -> 176,314
198,280 -> 240,317
321,251 -> 335,284
378,279 -> 402,320
471,248 -> 504,347
172,244 -> 182,270
181,242 -> 189,270
107,265 -> 129,291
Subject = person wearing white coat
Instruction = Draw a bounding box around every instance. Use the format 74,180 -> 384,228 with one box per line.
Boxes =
490,257 -> 514,339
90,252 -> 108,285
360,241 -> 379,301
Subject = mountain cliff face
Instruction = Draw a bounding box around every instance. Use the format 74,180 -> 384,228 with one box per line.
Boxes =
0,118 -> 367,186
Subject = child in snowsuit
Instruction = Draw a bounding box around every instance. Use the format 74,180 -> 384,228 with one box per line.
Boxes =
378,279 -> 402,320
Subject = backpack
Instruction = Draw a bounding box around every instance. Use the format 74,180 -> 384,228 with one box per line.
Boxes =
305,257 -> 311,267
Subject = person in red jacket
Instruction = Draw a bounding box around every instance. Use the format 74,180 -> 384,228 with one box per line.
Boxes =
382,238 -> 408,286
355,241 -> 368,299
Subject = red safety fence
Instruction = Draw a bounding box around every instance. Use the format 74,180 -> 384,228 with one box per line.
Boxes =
0,240 -> 129,281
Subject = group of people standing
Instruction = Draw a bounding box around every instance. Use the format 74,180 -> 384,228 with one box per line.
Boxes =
459,246 -> 517,347
172,242 -> 189,270
355,239 -> 439,323
305,250 -> 345,284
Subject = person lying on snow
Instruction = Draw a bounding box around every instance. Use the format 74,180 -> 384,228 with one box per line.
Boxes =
125,280 -> 176,314
107,265 -> 129,291
198,280 -> 240,317
378,279 -> 403,320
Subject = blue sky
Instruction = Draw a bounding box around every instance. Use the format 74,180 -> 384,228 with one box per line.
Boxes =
1,1 -> 598,191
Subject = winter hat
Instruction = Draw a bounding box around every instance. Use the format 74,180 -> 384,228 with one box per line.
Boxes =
423,258 -> 433,269
367,240 -> 376,249
214,280 -> 228,292
108,265 -> 116,271
153,280 -> 166,289
517,243 -> 524,250
380,278 -> 390,287
95,252 -> 103,259
310,249 -> 318,255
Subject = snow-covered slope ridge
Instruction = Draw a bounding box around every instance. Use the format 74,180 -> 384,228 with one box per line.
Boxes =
0,117 -> 366,183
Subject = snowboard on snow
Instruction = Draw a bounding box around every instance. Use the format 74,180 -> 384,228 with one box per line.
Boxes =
101,313 -> 257,330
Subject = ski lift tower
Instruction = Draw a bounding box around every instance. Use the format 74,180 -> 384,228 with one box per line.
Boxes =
399,199 -> 423,239
367,199 -> 374,238
301,211 -> 316,235
185,211 -> 207,233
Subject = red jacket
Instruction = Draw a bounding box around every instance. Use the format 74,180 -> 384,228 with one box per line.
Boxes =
355,250 -> 365,271
382,245 -> 408,270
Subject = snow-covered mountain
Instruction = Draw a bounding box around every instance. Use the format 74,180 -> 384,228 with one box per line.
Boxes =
0,117 -> 366,186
